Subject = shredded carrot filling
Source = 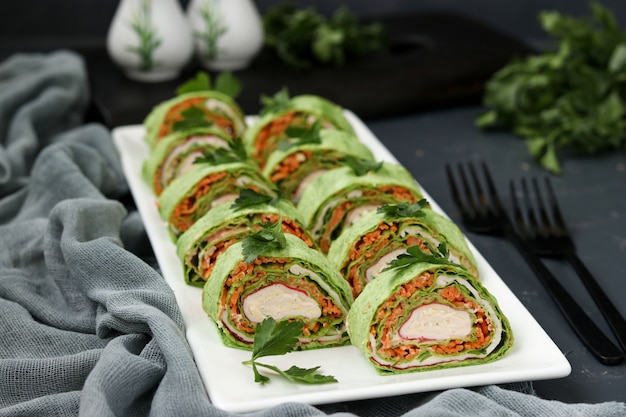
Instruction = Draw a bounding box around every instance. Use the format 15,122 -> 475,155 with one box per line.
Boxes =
157,98 -> 238,144
159,98 -> 205,138
220,258 -> 343,336
269,150 -> 313,182
196,215 -> 314,281
170,171 -> 228,232
318,187 -> 419,253
253,111 -> 298,163
372,272 -> 491,361
343,222 -> 430,297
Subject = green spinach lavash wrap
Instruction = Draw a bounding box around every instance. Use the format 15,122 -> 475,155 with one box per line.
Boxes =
142,126 -> 236,195
243,93 -> 356,167
158,162 -> 276,239
297,162 -> 425,253
176,195 -> 315,287
262,128 -> 375,203
348,260 -> 513,374
203,234 -> 353,350
143,90 -> 246,148
328,201 -> 478,298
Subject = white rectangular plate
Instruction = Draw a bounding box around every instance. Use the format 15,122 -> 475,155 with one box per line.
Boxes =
112,111 -> 570,413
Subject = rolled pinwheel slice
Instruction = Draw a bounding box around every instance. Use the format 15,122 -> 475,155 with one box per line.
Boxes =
158,162 -> 276,239
297,162 -> 425,252
262,128 -> 375,203
243,91 -> 356,167
142,127 -> 236,195
328,201 -> 478,298
203,233 -> 353,350
348,258 -> 513,374
143,90 -> 246,148
176,192 -> 315,287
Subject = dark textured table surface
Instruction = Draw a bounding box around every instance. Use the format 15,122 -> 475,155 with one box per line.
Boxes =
3,11 -> 625,407
366,108 -> 626,405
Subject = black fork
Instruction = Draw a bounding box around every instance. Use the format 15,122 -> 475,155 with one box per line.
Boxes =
446,161 -> 623,365
511,176 -> 626,353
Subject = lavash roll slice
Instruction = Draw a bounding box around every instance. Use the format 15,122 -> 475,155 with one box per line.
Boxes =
348,260 -> 513,374
176,195 -> 315,287
262,128 -> 375,203
158,161 -> 276,240
328,201 -> 478,298
143,90 -> 246,148
142,126 -> 236,195
203,234 -> 353,351
243,92 -> 355,167
297,162 -> 425,253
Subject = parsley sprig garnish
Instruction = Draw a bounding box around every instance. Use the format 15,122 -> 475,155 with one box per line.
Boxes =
278,120 -> 323,150
193,137 -> 248,165
385,243 -> 460,271
343,155 -> 383,176
172,106 -> 214,132
242,221 -> 286,264
260,87 -> 291,116
176,71 -> 242,98
377,200 -> 430,218
242,317 -> 337,384
231,188 -> 281,211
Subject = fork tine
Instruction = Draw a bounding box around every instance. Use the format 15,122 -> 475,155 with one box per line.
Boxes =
543,177 -> 569,236
531,177 -> 554,237
478,161 -> 505,214
465,163 -> 486,215
445,163 -> 469,219
509,180 -> 529,237
521,178 -> 540,235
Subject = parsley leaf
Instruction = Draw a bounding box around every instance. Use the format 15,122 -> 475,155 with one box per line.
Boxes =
214,72 -> 242,98
172,106 -> 214,132
278,120 -> 323,150
231,188 -> 281,210
384,243 -> 460,271
176,71 -> 242,98
260,87 -> 291,116
377,200 -> 430,218
241,221 -> 286,264
193,137 -> 248,165
176,71 -> 212,95
242,317 -> 337,384
343,155 -> 383,176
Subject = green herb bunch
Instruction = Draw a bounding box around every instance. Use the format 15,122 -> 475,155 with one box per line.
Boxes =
262,2 -> 387,69
477,2 -> 626,174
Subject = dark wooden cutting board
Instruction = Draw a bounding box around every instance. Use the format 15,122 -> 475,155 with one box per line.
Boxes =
82,11 -> 535,126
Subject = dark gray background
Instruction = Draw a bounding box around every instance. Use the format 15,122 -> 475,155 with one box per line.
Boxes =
2,0 -> 626,49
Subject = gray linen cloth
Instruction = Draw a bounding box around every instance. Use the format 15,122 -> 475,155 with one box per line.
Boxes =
0,50 -> 624,417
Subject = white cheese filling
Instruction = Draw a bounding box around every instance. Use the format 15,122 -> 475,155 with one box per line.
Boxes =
161,135 -> 229,185
292,169 -> 327,202
204,99 -> 245,132
365,248 -> 407,281
243,283 -> 321,323
399,303 -> 472,341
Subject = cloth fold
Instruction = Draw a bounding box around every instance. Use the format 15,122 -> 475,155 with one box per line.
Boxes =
0,50 -> 624,417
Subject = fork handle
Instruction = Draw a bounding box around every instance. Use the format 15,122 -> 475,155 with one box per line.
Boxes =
566,253 -> 626,354
506,231 -> 624,365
